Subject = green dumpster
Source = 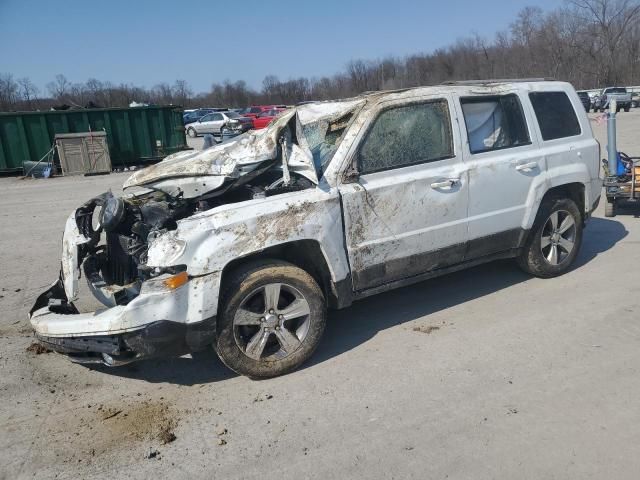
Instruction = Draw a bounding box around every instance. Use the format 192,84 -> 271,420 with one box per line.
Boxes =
0,106 -> 188,174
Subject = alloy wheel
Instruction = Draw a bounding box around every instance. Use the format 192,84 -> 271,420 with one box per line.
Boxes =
233,283 -> 311,361
540,210 -> 576,265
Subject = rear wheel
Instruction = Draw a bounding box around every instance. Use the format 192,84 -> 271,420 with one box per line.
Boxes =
605,197 -> 617,217
517,197 -> 583,278
215,260 -> 326,378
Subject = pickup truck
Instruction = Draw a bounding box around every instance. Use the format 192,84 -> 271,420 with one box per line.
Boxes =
594,87 -> 632,112
29,80 -> 602,378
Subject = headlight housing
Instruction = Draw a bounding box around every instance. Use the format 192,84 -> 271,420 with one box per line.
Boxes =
100,194 -> 125,232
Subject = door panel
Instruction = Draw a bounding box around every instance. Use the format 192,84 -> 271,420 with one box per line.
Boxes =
455,92 -> 545,258
340,163 -> 469,290
338,97 -> 469,292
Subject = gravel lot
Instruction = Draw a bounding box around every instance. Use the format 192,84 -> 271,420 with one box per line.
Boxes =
1,111 -> 640,480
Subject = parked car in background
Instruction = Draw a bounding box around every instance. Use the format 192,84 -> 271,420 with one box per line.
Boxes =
31,80 -> 601,378
183,108 -> 230,125
183,110 -> 205,125
594,87 -> 632,112
186,110 -> 253,138
252,108 -> 286,129
239,105 -> 287,119
577,91 -> 591,112
631,93 -> 639,108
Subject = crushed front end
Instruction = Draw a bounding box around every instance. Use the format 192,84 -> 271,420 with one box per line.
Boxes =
28,98 -> 363,366
29,191 -> 216,366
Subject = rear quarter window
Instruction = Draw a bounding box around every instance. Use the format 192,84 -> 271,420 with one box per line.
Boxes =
529,92 -> 581,141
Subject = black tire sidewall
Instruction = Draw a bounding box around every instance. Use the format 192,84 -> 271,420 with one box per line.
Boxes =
519,197 -> 583,278
187,127 -> 196,137
215,260 -> 326,378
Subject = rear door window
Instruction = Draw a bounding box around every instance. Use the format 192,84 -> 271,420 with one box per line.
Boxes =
529,92 -> 581,141
460,94 -> 531,154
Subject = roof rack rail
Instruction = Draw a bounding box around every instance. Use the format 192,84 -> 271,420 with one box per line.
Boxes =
442,78 -> 555,86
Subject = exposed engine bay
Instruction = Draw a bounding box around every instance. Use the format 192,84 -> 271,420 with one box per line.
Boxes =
77,167 -> 314,307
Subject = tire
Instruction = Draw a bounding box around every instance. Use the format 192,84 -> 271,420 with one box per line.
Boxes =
624,106 -> 630,112
517,196 -> 583,278
605,197 -> 616,217
187,127 -> 197,138
214,260 -> 326,378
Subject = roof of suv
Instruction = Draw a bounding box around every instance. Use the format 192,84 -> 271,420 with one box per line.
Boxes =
355,79 -> 573,102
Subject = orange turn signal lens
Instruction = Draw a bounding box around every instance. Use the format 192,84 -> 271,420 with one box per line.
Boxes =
162,271 -> 189,290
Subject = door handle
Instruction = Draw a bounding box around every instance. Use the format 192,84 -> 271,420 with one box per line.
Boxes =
515,161 -> 538,171
430,178 -> 460,189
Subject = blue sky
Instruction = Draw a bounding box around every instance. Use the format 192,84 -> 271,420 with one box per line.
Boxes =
0,0 -> 562,94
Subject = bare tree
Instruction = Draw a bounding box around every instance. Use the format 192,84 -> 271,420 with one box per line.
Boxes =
17,77 -> 39,107
46,74 -> 71,100
172,80 -> 192,107
567,0 -> 640,83
0,73 -> 19,110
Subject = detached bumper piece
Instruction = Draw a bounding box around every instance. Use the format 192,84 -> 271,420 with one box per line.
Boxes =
35,319 -> 217,366
29,275 -> 78,317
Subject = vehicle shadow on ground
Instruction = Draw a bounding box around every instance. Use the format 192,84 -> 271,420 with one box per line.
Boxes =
572,216 -> 628,268
90,348 -> 237,385
308,216 -> 628,370
94,217 -> 627,385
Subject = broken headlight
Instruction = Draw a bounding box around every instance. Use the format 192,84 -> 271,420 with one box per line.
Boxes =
100,194 -> 126,232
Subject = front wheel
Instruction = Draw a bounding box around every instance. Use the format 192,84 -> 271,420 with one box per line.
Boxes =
517,197 -> 583,278
215,260 -> 326,378
187,127 -> 197,138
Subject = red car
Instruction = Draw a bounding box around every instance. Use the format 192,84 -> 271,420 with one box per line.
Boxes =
252,108 -> 287,129
240,105 -> 287,119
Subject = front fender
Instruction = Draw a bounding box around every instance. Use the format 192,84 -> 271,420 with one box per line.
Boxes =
146,189 -> 351,317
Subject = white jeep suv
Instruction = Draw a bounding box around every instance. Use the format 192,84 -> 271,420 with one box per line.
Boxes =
30,80 -> 602,377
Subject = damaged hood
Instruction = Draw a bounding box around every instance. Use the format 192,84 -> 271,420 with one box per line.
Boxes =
123,99 -> 364,197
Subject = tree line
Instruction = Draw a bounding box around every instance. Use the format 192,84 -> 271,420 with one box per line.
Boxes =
2,0 -> 639,112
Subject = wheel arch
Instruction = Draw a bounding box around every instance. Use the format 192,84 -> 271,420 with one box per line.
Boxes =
524,181 -> 587,232
218,239 -> 352,313
542,182 -> 586,221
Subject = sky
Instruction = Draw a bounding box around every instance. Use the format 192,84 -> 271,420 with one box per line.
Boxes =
0,0 -> 563,95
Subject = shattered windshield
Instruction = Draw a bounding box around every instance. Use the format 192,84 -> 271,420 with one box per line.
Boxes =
301,113 -> 353,174
296,100 -> 363,174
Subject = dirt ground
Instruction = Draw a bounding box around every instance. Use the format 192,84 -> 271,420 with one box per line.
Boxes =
1,110 -> 640,480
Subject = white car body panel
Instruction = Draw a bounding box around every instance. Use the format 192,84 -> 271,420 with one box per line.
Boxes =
30,81 -> 602,347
